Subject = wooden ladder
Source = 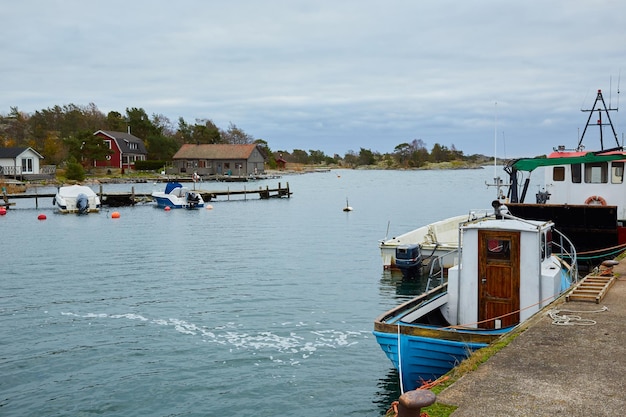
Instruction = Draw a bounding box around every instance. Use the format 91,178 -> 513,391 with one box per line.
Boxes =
566,273 -> 616,303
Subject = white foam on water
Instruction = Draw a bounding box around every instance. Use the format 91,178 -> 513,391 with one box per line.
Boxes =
61,311 -> 368,364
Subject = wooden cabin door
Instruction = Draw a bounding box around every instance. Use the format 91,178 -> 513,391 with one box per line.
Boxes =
478,230 -> 520,329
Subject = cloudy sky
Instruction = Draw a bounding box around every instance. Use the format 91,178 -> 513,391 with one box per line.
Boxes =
2,1 -> 625,158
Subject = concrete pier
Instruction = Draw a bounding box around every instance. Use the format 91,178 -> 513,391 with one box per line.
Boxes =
436,262 -> 626,416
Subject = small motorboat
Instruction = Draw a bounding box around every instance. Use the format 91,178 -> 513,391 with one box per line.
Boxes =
152,182 -> 204,209
53,185 -> 101,214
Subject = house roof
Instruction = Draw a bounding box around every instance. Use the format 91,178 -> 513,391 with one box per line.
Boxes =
94,130 -> 148,154
0,147 -> 44,159
173,144 -> 263,160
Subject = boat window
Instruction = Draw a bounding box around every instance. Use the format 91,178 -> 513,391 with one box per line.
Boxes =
571,164 -> 582,183
611,162 -> 624,184
552,167 -> 565,181
546,229 -> 552,258
584,162 -> 608,184
541,233 -> 546,259
487,239 -> 510,260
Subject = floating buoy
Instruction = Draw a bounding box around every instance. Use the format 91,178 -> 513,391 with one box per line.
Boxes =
37,213 -> 47,220
164,206 -> 171,211
0,207 -> 6,215
205,204 -> 213,210
111,211 -> 121,218
343,198 -> 353,212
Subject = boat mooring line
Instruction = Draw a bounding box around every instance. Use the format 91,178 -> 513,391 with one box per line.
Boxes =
397,323 -> 405,395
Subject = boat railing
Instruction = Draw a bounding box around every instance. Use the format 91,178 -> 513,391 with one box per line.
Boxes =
424,248 -> 459,292
551,228 -> 579,282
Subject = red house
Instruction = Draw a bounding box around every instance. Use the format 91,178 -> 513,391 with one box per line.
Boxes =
93,130 -> 148,172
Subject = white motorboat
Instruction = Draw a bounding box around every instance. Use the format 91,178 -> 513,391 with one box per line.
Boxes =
53,185 -> 101,214
152,182 -> 204,209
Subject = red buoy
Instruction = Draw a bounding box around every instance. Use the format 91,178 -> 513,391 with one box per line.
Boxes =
164,206 -> 171,211
0,207 -> 7,215
37,214 -> 47,220
111,211 -> 121,219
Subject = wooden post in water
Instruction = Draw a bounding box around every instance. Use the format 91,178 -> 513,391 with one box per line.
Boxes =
131,186 -> 135,204
99,184 -> 103,202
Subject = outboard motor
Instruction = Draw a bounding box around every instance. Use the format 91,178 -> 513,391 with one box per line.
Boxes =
186,192 -> 201,208
395,244 -> 423,278
76,193 -> 89,214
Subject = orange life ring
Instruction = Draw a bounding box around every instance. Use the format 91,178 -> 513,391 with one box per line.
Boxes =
584,195 -> 607,206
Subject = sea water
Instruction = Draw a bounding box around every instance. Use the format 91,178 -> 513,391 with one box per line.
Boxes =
1,168 -> 499,417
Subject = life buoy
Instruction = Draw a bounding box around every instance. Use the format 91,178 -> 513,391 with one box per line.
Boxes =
585,195 -> 607,206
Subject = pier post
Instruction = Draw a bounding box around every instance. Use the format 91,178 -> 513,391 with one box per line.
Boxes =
396,390 -> 436,417
99,184 -> 103,202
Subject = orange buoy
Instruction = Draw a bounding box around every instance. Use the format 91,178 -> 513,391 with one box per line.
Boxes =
164,206 -> 171,211
0,207 -> 7,215
111,211 -> 121,218
37,214 -> 47,220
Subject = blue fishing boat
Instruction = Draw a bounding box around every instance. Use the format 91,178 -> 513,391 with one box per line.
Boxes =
373,202 -> 578,392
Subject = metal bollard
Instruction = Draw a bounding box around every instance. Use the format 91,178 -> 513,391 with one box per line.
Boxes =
396,389 -> 436,417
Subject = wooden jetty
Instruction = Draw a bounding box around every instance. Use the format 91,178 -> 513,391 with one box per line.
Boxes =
2,182 -> 291,208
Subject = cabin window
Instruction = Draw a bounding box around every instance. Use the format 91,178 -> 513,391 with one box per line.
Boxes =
611,162 -> 624,184
486,239 -> 510,260
571,164 -> 582,183
541,229 -> 553,260
552,166 -> 565,181
584,162 -> 608,183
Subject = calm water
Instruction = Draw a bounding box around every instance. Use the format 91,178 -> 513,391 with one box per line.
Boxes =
1,168 -> 498,417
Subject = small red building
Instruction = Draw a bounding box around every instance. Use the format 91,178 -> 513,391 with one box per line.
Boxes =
93,130 -> 148,171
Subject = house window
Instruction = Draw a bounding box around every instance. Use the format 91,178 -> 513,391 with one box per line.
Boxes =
21,158 -> 33,173
104,140 -> 112,149
611,162 -> 624,184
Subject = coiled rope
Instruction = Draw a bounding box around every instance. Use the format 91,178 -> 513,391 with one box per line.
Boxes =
547,306 -> 608,326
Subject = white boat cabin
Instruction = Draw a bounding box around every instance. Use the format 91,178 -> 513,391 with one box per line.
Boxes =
444,214 -> 568,329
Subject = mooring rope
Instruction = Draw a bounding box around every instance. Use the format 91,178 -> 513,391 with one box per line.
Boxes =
397,323 -> 405,395
547,306 -> 608,326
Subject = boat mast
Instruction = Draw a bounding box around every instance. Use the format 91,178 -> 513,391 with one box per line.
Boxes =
578,89 -> 620,151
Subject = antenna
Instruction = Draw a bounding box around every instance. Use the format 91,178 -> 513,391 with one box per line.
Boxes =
494,102 -> 497,179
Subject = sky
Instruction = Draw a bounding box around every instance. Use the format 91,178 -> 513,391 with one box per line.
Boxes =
2,1 -> 626,158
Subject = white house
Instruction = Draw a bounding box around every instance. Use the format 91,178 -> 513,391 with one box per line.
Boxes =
0,147 -> 44,178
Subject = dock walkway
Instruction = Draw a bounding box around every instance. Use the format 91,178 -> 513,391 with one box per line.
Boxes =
2,182 -> 291,207
436,262 -> 626,416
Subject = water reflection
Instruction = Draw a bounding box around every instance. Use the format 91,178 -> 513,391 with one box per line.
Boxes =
373,369 -> 402,415
379,270 -> 430,300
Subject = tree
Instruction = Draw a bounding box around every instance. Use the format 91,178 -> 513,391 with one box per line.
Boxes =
291,149 -> 309,164
308,149 -> 327,164
177,118 -> 221,144
221,122 -> 254,144
358,148 -> 376,166
64,130 -> 113,168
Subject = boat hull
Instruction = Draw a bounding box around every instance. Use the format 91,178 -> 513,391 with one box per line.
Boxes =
373,328 -> 490,391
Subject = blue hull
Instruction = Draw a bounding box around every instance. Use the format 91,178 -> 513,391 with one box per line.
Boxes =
373,329 -> 489,391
